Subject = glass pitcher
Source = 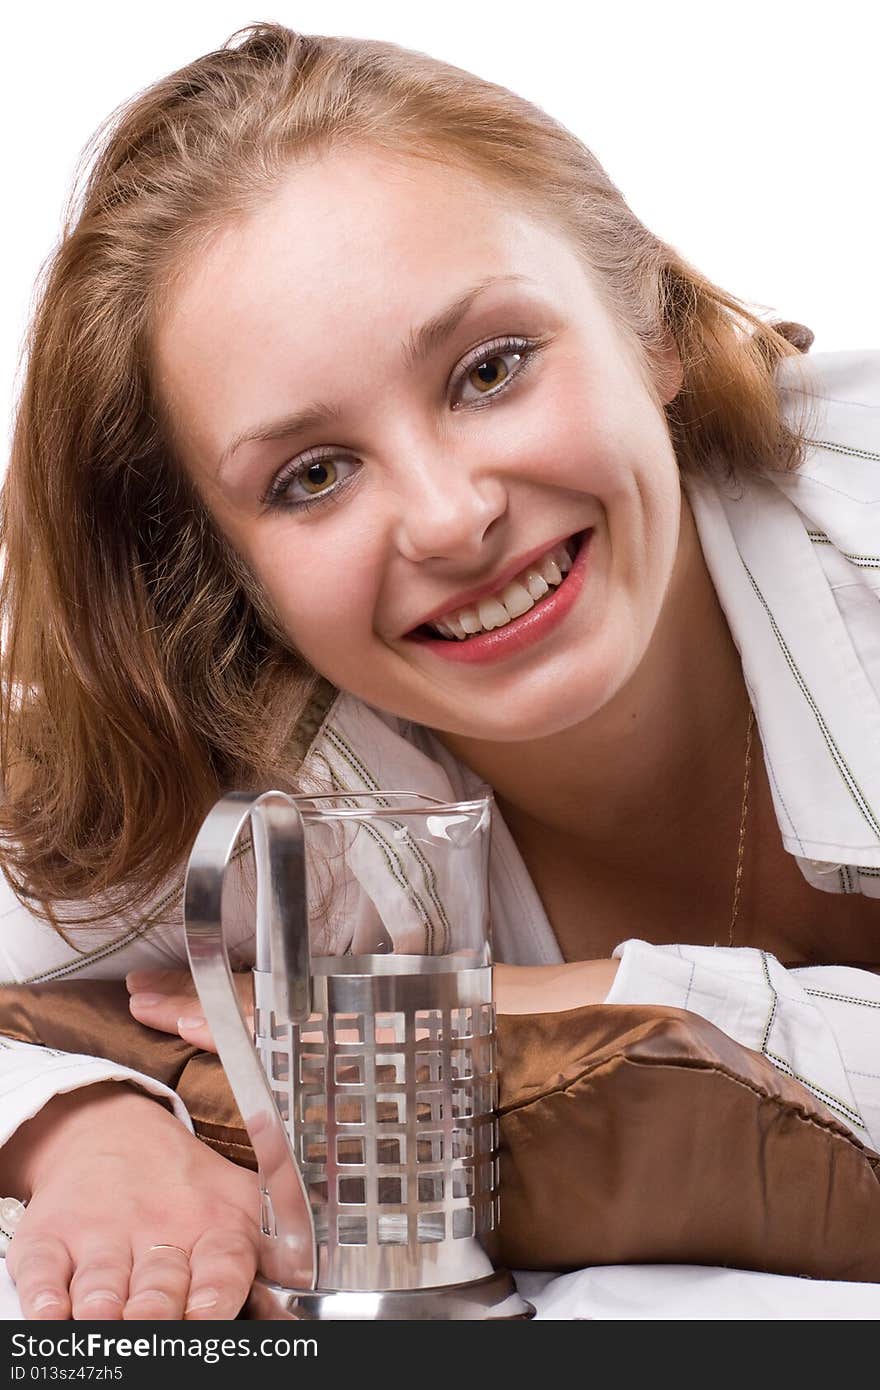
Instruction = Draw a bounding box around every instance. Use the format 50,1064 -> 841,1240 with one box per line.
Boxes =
183,788 -> 532,1319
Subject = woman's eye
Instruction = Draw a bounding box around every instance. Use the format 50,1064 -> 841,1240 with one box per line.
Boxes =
453,337 -> 536,408
300,458 -> 338,495
263,453 -> 358,511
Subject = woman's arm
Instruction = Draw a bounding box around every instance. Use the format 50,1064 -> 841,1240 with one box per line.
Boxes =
493,960 -> 619,1013
123,960 -> 621,1047
124,946 -> 880,1158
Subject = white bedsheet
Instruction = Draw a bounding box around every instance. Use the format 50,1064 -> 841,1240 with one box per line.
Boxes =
3,1260 -> 879,1321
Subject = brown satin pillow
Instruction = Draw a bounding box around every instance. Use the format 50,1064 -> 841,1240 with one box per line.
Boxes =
494,1006 -> 880,1281
3,982 -> 880,1280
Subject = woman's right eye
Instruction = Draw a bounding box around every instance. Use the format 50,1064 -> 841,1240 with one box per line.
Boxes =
262,451 -> 360,512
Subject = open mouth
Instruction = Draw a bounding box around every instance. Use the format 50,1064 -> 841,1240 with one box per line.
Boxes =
409,530 -> 591,643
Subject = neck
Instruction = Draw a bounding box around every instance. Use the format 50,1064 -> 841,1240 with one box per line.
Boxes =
432,493 -> 753,888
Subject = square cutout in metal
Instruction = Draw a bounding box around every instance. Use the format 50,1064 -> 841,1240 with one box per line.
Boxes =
451,1129 -> 474,1160
452,1088 -> 474,1119
299,1091 -> 326,1125
418,1173 -> 444,1203
376,1093 -> 404,1125
337,1215 -> 368,1245
336,1135 -> 365,1165
302,1135 -> 326,1165
378,1176 -> 404,1204
453,1207 -> 475,1239
416,1211 -> 445,1243
377,1213 -> 408,1245
374,1052 -> 405,1084
271,1051 -> 290,1083
374,1012 -> 405,1044
377,1136 -> 404,1165
338,1176 -> 366,1205
417,1132 -> 444,1164
414,1009 -> 443,1044
452,1167 -> 474,1198
334,1054 -> 364,1085
300,1056 -> 325,1086
450,1007 -> 474,1038
415,1051 -> 443,1085
333,1013 -> 364,1045
416,1092 -> 444,1124
450,1047 -> 472,1080
336,1095 -> 365,1125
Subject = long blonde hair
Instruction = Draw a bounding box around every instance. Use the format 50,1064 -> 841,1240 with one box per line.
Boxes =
0,22 -> 816,929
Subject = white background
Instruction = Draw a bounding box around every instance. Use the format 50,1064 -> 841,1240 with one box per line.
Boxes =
2,0 -> 878,462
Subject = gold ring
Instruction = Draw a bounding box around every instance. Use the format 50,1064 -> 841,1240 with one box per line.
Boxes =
147,1243 -> 190,1258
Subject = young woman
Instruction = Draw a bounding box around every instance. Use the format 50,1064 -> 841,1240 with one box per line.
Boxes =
1,24 -> 878,1321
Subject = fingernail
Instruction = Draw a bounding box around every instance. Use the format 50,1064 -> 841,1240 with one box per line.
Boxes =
130,1288 -> 171,1306
177,1015 -> 206,1031
33,1292 -> 63,1312
185,1288 -> 218,1313
129,992 -> 163,1008
81,1289 -> 123,1306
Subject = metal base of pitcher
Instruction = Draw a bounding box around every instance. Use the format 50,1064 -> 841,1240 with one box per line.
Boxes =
246,1268 -> 534,1320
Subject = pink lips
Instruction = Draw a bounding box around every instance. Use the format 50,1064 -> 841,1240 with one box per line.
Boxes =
406,529 -> 593,665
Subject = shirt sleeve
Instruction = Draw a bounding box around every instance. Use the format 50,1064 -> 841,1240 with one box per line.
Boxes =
0,856 -> 257,1158
606,938 -> 880,1150
0,1036 -> 195,1149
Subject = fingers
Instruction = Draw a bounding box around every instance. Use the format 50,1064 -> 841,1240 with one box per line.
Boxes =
123,1244 -> 192,1321
7,1232 -> 74,1320
68,1240 -> 132,1321
184,1229 -> 258,1321
126,969 -> 254,1051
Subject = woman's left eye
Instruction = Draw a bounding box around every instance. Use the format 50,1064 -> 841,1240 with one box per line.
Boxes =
452,336 -> 539,408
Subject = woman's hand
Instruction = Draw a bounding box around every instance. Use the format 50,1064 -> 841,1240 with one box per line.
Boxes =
4,1081 -> 261,1320
127,968 -> 253,1054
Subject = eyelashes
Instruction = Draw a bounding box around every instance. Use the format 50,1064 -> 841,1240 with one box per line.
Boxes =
262,334 -> 546,513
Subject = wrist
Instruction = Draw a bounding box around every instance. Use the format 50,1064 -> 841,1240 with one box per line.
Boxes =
494,960 -> 619,1015
2,1081 -> 172,1200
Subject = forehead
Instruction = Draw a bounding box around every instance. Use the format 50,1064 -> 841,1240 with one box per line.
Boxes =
159,147 -> 585,331
152,147 -> 596,469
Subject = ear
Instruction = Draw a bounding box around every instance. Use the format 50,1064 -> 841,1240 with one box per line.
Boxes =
655,332 -> 684,406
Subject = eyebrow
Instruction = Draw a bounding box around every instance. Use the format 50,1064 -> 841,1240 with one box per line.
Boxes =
215,272 -> 535,478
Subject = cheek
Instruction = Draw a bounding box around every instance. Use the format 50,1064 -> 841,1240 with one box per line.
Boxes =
256,533 -> 380,665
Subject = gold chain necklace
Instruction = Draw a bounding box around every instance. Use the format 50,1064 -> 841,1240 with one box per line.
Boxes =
726,705 -> 755,947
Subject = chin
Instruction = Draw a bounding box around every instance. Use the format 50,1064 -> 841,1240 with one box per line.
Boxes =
432,689 -> 608,745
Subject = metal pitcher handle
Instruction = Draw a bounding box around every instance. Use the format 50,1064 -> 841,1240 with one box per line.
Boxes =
183,789 -> 317,1291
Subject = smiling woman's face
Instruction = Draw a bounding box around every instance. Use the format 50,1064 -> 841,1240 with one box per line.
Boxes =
154,146 -> 684,742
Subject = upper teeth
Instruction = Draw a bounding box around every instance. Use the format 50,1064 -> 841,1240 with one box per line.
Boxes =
429,538 -> 577,639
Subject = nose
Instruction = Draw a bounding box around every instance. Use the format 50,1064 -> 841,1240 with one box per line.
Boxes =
392,447 -> 509,566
